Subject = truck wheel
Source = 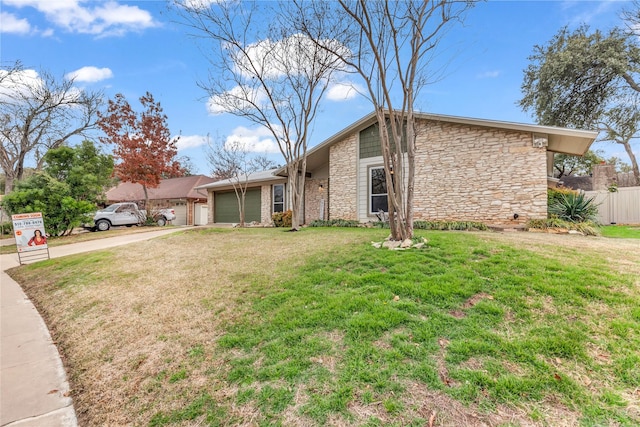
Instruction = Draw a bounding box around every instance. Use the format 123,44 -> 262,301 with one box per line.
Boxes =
96,219 -> 111,231
156,217 -> 167,227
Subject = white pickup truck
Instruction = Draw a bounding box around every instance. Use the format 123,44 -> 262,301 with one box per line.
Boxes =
92,202 -> 176,231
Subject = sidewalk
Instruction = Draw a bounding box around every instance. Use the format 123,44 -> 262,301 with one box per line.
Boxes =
0,228 -> 184,426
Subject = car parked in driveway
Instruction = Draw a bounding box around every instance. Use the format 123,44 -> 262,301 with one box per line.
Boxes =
91,203 -> 176,231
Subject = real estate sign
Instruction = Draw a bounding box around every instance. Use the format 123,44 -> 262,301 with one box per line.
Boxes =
12,212 -> 48,253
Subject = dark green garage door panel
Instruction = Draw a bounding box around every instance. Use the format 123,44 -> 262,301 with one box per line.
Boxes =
214,189 -> 261,223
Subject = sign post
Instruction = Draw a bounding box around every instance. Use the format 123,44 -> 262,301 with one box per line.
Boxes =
12,212 -> 50,264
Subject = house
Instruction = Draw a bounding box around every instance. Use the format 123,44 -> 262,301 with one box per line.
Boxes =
197,112 -> 598,226
106,175 -> 216,225
196,170 -> 287,224
559,164 -> 638,191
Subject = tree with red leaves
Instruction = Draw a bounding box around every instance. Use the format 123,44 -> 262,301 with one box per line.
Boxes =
98,92 -> 183,208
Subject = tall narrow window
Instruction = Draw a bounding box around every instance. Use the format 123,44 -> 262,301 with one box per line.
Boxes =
370,167 -> 388,214
273,184 -> 285,213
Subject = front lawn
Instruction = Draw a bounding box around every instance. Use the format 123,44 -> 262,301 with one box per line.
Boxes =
601,225 -> 640,239
8,228 -> 640,426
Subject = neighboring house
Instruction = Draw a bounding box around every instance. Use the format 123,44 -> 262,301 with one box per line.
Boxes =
197,111 -> 598,226
560,164 -> 638,191
106,175 -> 216,225
196,170 -> 287,224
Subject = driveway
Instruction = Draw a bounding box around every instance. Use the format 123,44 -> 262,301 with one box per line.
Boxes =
0,228 -> 184,427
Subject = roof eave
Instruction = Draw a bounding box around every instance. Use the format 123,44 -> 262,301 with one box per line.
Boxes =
274,111 -> 599,175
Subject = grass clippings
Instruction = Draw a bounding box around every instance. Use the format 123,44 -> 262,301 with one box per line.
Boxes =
8,227 -> 640,426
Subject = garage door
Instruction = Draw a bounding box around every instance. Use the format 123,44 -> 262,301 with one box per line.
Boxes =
171,203 -> 187,225
214,188 -> 261,223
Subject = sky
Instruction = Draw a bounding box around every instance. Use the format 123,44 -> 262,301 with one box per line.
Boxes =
1,0 -> 637,176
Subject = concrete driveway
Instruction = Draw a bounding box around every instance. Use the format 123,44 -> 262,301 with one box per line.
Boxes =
0,228 -> 184,426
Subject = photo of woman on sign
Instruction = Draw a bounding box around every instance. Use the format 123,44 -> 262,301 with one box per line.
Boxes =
28,229 -> 47,246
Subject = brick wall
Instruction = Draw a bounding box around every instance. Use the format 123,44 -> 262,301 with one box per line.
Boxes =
305,178 -> 329,223
207,189 -> 214,224
329,134 -> 358,219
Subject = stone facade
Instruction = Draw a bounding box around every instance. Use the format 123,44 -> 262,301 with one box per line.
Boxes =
327,118 -> 548,224
304,178 -> 329,223
412,120 -> 547,224
260,185 -> 272,224
329,134 -> 358,220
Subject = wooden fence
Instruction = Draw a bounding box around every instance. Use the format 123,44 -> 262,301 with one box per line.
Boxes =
584,186 -> 640,225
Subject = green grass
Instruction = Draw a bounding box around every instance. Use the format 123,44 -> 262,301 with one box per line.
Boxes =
202,231 -> 638,425
601,225 -> 640,239
9,228 -> 639,426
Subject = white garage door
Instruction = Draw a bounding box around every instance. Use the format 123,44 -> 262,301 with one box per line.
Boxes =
172,203 -> 187,225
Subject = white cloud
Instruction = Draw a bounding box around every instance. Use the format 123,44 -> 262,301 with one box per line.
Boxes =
563,0 -> 615,26
66,66 -> 113,83
0,12 -> 31,34
3,0 -> 158,37
225,126 -> 281,154
233,33 -> 350,80
0,68 -> 44,100
0,68 -> 84,104
179,0 -> 222,10
477,70 -> 500,79
207,85 -> 269,115
326,81 -> 363,101
175,134 -> 209,151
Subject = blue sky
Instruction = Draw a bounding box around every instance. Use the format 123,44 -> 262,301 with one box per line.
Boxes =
1,0 -> 636,175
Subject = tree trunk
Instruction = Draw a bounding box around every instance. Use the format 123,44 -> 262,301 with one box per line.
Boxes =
240,191 -> 246,227
142,185 -> 149,223
621,140 -> 640,186
4,173 -> 15,194
405,112 -> 416,239
377,108 -> 412,242
288,160 -> 305,231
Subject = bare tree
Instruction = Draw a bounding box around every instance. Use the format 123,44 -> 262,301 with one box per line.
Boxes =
207,138 -> 277,227
0,61 -> 103,193
299,0 -> 474,240
174,0 -> 346,230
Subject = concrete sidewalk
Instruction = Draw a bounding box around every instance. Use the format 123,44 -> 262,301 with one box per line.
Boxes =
0,228 -> 184,426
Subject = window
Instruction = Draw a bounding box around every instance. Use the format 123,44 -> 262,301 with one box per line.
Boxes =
273,184 -> 285,213
370,167 -> 388,214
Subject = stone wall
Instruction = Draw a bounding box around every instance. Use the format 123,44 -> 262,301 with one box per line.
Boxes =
412,120 -> 548,223
329,134 -> 358,219
207,189 -> 214,224
326,118 -> 548,224
305,178 -> 329,223
260,185 -> 272,224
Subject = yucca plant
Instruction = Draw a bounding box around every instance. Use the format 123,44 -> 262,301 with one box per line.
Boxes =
548,192 -> 600,223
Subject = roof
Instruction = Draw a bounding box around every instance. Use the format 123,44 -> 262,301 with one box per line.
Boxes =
106,175 -> 216,201
276,111 -> 599,176
558,175 -> 593,191
194,169 -> 286,191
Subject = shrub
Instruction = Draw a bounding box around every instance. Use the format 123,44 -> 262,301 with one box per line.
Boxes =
526,218 -> 600,236
309,219 -> 487,231
548,192 -> 599,223
548,187 -> 577,208
413,220 -> 488,231
1,221 -> 13,236
308,219 -> 361,227
272,210 -> 292,228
